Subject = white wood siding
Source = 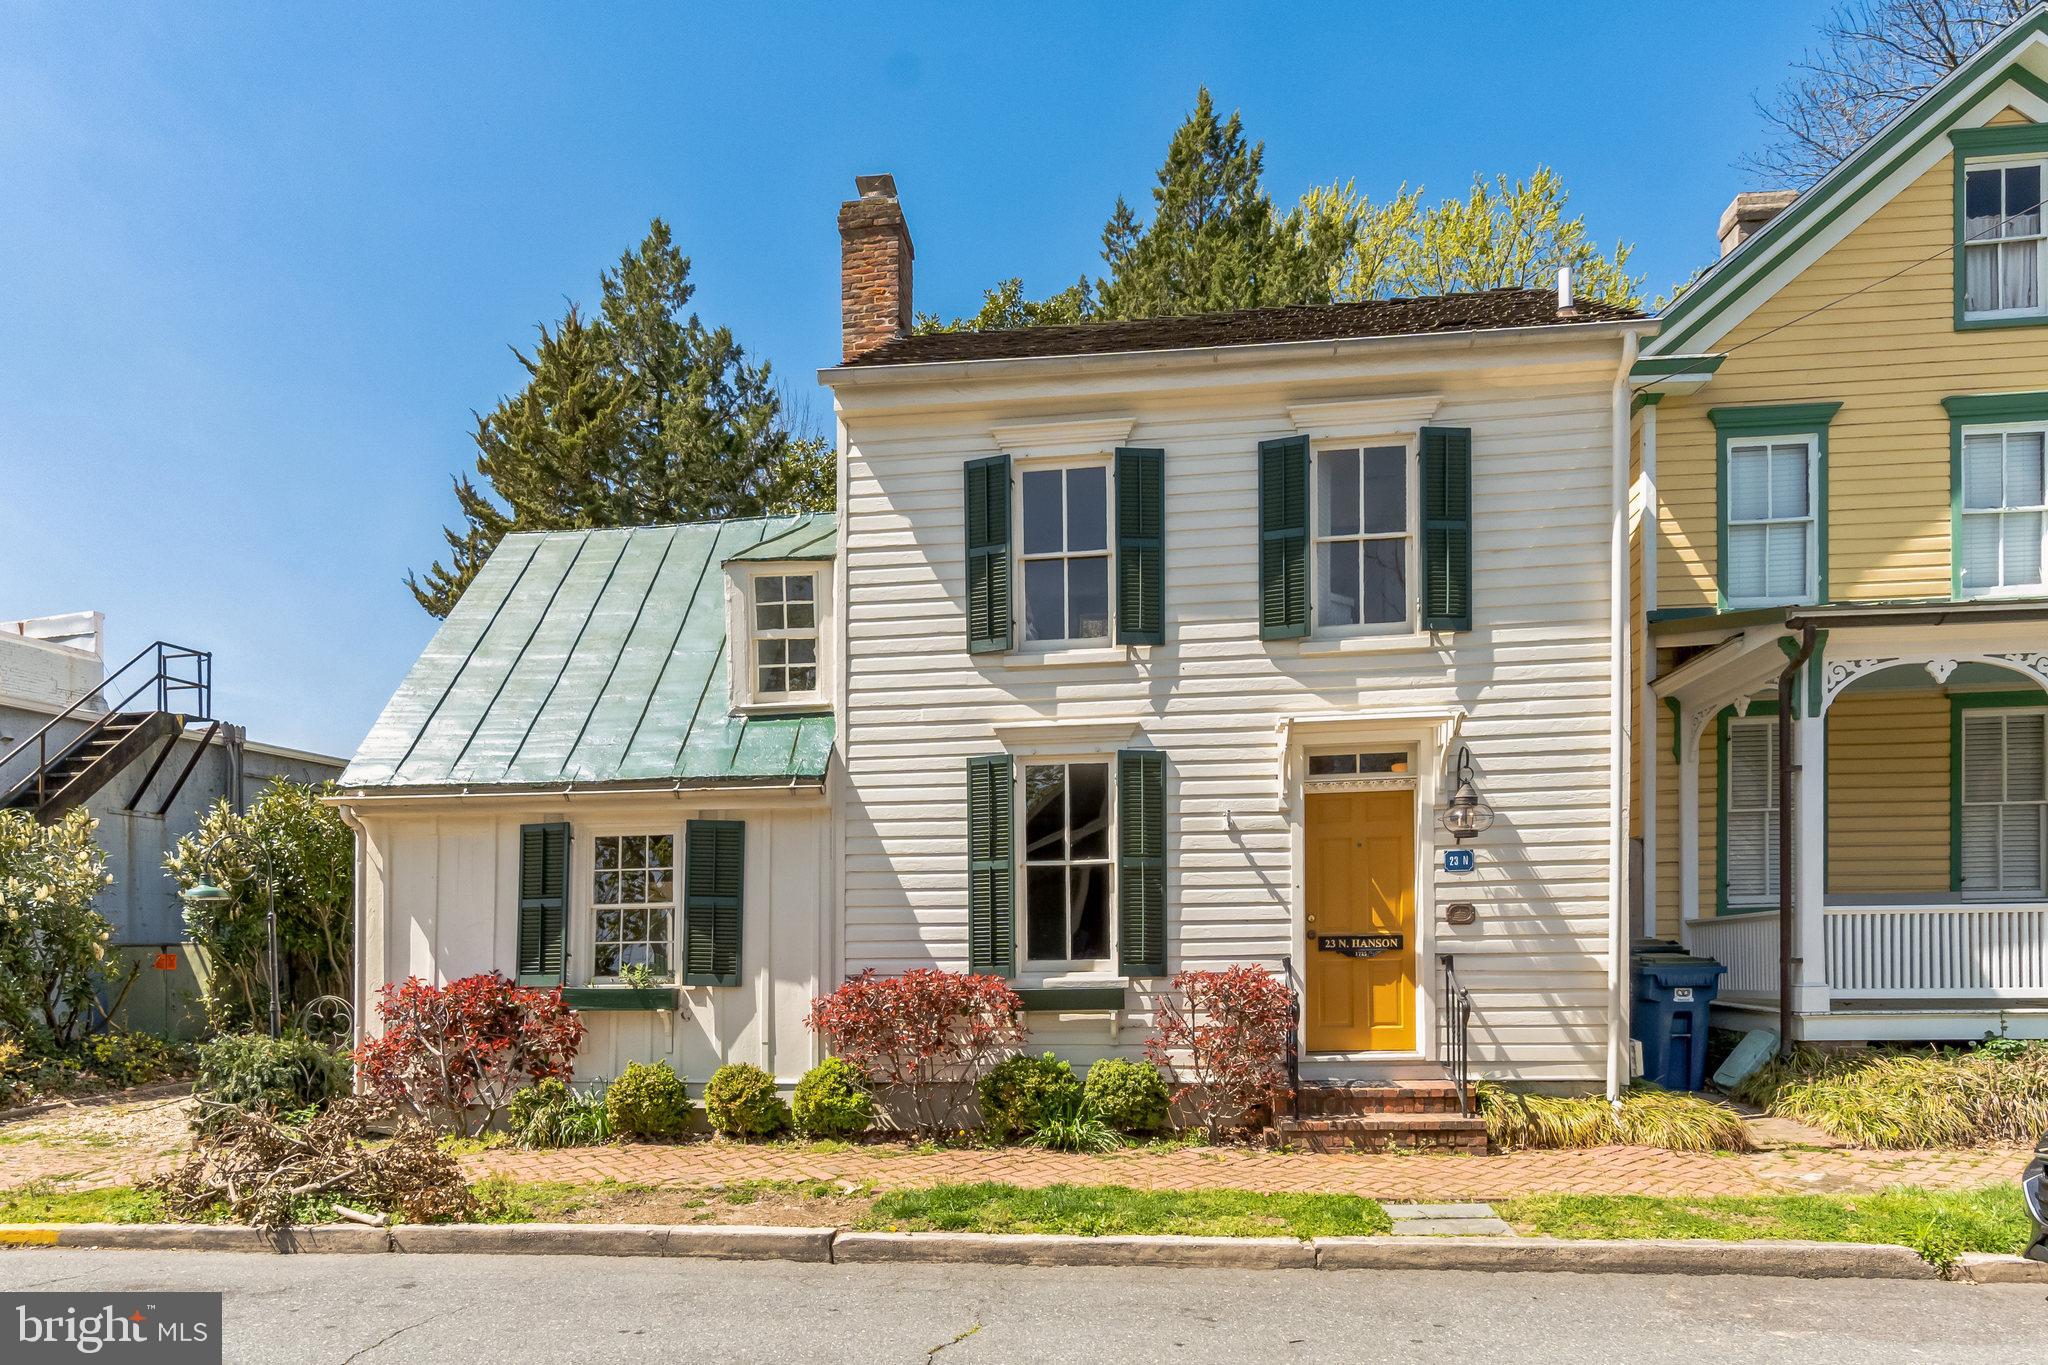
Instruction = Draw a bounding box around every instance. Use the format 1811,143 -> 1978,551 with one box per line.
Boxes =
353,793 -> 830,1087
835,340 -> 1628,1085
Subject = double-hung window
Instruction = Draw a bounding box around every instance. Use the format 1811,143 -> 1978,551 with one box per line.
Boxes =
1961,709 -> 2047,899
1021,760 -> 1113,967
1314,445 -> 1409,629
1723,717 -> 1780,910
1958,426 -> 2046,596
1724,437 -> 1817,605
592,833 -> 675,978
1963,158 -> 2046,320
753,572 -> 819,697
1020,465 -> 1111,644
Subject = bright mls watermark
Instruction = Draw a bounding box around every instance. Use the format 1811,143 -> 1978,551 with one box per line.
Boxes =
2,1293 -> 221,1363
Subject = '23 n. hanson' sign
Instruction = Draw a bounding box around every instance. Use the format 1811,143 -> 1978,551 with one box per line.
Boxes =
1316,934 -> 1404,959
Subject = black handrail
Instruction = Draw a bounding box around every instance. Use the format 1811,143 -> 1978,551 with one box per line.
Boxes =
1438,953 -> 1474,1116
1280,954 -> 1301,1122
0,640 -> 211,810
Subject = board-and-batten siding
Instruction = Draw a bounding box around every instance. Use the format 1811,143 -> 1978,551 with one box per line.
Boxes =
1651,689 -> 1953,938
356,799 -> 829,1086
840,374 -> 1622,1084
1656,138 -> 2048,609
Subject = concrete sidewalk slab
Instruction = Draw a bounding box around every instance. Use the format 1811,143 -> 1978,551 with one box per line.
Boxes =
1384,1202 -> 1515,1236
833,1231 -> 1316,1270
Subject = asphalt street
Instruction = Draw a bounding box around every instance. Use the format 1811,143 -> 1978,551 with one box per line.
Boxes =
1,1249 -> 2044,1363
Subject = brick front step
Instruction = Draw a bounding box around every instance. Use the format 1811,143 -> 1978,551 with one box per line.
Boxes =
1282,1080 -> 1468,1118
1268,1115 -> 1490,1155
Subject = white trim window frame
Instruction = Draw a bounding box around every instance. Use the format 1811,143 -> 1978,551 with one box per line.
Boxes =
1960,707 -> 2047,900
1723,434 -> 1819,608
1016,458 -> 1113,648
1962,154 -> 2047,321
1310,441 -> 1416,637
591,831 -> 677,980
745,573 -> 823,712
1724,716 -> 1781,910
1958,422 -> 2047,598
1018,756 -> 1116,975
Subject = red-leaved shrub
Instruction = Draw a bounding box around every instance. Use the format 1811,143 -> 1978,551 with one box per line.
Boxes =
354,973 -> 585,1136
1145,965 -> 1295,1140
806,968 -> 1023,1136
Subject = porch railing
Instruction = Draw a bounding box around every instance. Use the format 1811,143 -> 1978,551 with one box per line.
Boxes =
1687,902 -> 2048,1004
1437,954 -> 1473,1115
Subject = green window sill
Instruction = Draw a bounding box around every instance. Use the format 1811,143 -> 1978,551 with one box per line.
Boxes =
1955,312 -> 2048,332
560,985 -> 681,1012
1014,986 -> 1125,1012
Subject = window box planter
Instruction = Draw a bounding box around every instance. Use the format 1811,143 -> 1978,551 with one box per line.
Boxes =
1014,986 -> 1125,1012
560,985 -> 680,1012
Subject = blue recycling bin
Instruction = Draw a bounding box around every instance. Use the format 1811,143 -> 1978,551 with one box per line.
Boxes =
1630,950 -> 1727,1091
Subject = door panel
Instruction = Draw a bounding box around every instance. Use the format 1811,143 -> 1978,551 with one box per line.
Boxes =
1304,789 -> 1416,1052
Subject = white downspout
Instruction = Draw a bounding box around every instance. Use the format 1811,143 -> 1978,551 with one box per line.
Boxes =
1607,330 -> 1639,1100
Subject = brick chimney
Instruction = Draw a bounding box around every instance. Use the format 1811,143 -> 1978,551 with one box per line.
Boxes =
1717,190 -> 1798,257
839,174 -> 914,362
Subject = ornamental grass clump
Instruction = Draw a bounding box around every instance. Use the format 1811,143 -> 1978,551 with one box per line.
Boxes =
792,1058 -> 874,1140
509,1077 -> 611,1148
1736,1043 -> 2048,1148
1478,1082 -> 1751,1153
704,1062 -> 791,1140
806,969 -> 1024,1137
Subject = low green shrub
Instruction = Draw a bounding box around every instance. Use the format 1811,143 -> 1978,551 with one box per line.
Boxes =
193,1033 -> 347,1131
1082,1058 -> 1171,1134
604,1061 -> 690,1139
1478,1082 -> 1751,1153
1027,1094 -> 1123,1153
83,1032 -> 187,1087
508,1078 -> 611,1148
703,1063 -> 790,1140
978,1052 -> 1082,1140
792,1058 -> 873,1140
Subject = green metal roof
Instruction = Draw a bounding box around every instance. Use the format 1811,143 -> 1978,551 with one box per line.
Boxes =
726,515 -> 835,562
343,514 -> 835,791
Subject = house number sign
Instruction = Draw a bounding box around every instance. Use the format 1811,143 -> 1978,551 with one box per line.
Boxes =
1443,848 -> 1476,873
1317,933 -> 1404,958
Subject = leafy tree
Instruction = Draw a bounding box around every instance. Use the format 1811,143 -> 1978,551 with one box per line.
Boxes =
1745,1 -> 2027,187
0,808 -> 113,1050
409,220 -> 833,618
924,89 -> 1641,331
166,780 -> 354,1031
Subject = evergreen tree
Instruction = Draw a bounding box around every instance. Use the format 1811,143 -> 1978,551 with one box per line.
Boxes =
408,220 -> 832,618
922,89 -> 1641,332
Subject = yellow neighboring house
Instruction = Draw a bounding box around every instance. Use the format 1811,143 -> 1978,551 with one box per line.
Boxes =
1633,8 -> 2048,1044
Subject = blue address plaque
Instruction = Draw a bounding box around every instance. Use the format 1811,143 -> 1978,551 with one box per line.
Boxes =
1442,848 -> 1476,874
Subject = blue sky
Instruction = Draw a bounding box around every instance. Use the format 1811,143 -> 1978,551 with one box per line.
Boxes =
0,1 -> 1832,757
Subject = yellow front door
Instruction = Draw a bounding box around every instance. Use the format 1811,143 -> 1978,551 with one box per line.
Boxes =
1304,788 -> 1416,1053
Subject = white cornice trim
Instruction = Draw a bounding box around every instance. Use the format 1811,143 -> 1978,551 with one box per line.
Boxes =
1285,394 -> 1443,442
988,415 -> 1136,459
987,717 -> 1144,751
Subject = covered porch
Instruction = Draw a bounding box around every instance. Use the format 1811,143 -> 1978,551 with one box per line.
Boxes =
1651,602 -> 2048,1041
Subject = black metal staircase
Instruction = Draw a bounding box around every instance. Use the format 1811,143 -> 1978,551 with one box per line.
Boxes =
1,642 -> 214,819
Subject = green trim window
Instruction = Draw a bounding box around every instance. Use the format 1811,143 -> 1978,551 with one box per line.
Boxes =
1955,702 -> 2047,899
592,834 -> 675,979
1953,125 -> 2048,329
1716,703 -> 1781,914
1710,405 -> 1839,610
1944,392 -> 2048,598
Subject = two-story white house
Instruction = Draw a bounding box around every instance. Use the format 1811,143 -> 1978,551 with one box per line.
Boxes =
339,176 -> 1652,1131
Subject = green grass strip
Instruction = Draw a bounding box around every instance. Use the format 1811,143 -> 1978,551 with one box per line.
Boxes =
1497,1187 -> 2032,1265
0,1184 -> 168,1225
861,1181 -> 1393,1240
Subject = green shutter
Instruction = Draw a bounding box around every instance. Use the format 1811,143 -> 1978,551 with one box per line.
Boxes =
1421,426 -> 1473,631
965,455 -> 1012,653
1258,436 -> 1309,639
966,754 -> 1015,976
516,822 -> 569,986
683,819 -> 745,987
1115,447 -> 1165,645
1116,749 -> 1167,977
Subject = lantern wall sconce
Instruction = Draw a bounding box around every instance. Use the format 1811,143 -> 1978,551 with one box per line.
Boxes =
1439,747 -> 1494,843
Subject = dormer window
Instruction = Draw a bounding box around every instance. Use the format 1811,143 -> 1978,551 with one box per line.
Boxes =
753,573 -> 818,697
1964,159 -> 2044,318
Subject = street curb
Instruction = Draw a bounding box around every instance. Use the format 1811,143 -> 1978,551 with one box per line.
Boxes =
833,1231 -> 1316,1269
1955,1252 -> 2048,1284
1312,1236 -> 1939,1280
388,1223 -> 835,1262
0,1222 -> 1974,1280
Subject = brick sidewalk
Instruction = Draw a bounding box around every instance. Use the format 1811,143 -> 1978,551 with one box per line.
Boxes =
462,1139 -> 2029,1201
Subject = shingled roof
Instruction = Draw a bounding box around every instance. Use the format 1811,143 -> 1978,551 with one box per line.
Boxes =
842,288 -> 1641,368
342,514 -> 834,791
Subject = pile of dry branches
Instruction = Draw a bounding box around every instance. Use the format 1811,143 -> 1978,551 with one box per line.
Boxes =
150,1098 -> 473,1230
